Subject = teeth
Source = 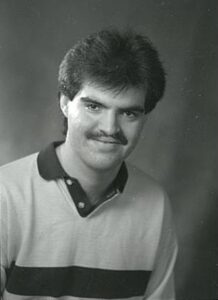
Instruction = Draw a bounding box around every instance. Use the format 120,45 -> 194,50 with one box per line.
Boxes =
99,140 -> 117,144
93,138 -> 118,144
99,141 -> 115,144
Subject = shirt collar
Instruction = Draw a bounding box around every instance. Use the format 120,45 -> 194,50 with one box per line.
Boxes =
37,141 -> 128,193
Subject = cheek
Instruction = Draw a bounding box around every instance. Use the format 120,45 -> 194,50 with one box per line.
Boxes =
67,112 -> 97,139
67,116 -> 84,143
67,109 -> 86,130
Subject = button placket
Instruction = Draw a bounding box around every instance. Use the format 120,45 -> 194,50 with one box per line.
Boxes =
64,177 -> 91,216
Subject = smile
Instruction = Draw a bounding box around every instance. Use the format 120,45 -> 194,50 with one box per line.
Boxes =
91,137 -> 121,144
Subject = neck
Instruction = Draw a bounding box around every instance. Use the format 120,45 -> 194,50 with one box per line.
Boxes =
56,142 -> 121,203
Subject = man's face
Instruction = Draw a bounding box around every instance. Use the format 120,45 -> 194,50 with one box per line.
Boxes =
61,82 -> 146,172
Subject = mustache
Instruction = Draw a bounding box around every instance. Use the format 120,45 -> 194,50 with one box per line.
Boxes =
86,130 -> 128,145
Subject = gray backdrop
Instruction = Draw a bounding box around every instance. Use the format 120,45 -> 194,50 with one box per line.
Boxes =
0,0 -> 217,299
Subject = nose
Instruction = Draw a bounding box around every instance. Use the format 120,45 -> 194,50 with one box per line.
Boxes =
99,111 -> 120,136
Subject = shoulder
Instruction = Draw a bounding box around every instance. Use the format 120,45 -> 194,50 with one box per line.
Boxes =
126,162 -> 166,199
124,162 -> 172,218
122,164 -> 175,240
0,152 -> 39,188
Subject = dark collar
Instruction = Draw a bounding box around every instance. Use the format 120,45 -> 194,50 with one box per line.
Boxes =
37,142 -> 128,193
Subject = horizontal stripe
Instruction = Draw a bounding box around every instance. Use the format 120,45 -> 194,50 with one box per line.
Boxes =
6,263 -> 151,298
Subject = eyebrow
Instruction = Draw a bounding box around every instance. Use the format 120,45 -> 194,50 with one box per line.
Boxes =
80,97 -> 106,108
120,106 -> 145,113
80,97 -> 145,113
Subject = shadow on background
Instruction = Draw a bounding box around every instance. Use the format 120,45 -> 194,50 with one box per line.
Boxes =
168,5 -> 218,298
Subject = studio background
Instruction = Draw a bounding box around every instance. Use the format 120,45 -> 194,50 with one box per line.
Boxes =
0,0 -> 217,299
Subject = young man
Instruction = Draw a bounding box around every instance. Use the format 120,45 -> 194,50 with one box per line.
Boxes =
0,29 -> 178,299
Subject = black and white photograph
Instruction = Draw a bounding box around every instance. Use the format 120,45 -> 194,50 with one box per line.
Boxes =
0,1 -> 217,299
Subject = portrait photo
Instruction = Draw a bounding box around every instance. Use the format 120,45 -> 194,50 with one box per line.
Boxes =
0,1 -> 217,299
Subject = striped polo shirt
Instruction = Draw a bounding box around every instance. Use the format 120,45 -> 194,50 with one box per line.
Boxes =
0,142 -> 178,299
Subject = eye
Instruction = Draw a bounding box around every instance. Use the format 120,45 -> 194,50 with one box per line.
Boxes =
85,103 -> 100,111
123,110 -> 137,118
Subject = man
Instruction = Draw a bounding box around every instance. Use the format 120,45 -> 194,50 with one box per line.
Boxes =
0,29 -> 178,299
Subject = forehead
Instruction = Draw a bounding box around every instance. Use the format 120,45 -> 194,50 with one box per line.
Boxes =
76,82 -> 146,107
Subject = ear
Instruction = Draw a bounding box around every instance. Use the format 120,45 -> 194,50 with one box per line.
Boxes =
60,94 -> 70,117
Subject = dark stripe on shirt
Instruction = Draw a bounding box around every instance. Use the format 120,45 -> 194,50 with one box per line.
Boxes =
6,264 -> 151,298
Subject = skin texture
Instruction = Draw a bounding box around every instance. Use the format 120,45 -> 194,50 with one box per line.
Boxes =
57,81 -> 147,200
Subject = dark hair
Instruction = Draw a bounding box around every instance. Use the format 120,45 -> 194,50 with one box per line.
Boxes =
58,28 -> 166,135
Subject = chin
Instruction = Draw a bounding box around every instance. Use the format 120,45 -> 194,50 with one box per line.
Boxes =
86,156 -> 122,172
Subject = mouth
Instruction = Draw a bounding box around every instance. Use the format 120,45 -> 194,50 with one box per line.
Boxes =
91,137 -> 121,145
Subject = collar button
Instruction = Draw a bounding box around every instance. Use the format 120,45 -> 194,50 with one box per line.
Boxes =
66,178 -> 73,185
78,202 -> 85,209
